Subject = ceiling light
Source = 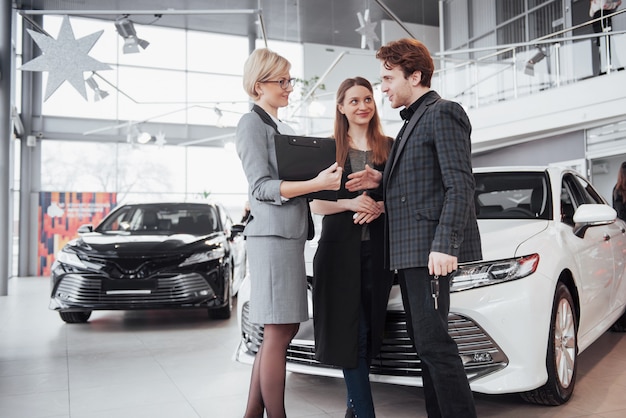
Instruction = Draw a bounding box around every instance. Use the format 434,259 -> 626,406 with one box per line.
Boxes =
85,75 -> 109,101
136,131 -> 153,144
524,46 -> 547,76
115,17 -> 149,54
126,124 -> 153,145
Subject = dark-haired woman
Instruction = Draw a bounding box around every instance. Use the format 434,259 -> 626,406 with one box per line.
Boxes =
311,77 -> 393,418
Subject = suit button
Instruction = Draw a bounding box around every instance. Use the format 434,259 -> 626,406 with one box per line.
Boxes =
401,196 -> 406,203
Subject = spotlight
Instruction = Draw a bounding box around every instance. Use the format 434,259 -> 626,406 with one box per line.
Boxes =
85,75 -> 109,101
115,17 -> 149,54
126,124 -> 153,145
524,46 -> 547,76
136,131 -> 153,144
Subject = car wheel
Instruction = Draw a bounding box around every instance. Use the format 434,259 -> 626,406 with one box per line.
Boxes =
59,311 -> 92,323
521,282 -> 577,405
209,265 -> 232,320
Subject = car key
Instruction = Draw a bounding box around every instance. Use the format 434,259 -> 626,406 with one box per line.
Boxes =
431,275 -> 439,310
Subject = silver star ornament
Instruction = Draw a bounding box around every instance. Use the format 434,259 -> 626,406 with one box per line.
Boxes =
155,131 -> 167,147
20,15 -> 111,101
356,9 -> 379,50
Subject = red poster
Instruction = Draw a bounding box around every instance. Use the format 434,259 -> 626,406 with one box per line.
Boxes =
38,192 -> 117,276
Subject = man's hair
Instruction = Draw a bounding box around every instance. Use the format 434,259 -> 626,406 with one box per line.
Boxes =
376,38 -> 434,88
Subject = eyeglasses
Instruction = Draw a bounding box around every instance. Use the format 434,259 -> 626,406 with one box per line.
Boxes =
260,78 -> 296,90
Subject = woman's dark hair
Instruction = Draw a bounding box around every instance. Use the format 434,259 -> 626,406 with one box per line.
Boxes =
333,77 -> 391,167
616,161 -> 626,203
376,38 -> 434,87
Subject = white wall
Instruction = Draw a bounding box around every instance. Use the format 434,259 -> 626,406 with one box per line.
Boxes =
380,20 -> 440,55
467,70 -> 626,153
298,20 -> 440,138
590,155 -> 626,203
300,43 -> 380,136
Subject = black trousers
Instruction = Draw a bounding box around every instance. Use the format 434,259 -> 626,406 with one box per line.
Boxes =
592,10 -> 613,46
398,267 -> 477,418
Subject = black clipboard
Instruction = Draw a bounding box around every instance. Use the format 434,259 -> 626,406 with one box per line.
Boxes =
274,134 -> 338,200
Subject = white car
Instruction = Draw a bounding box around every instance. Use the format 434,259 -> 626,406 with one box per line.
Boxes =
234,166 -> 626,405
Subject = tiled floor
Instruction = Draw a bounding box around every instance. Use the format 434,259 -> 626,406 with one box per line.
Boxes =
2,277 -> 626,418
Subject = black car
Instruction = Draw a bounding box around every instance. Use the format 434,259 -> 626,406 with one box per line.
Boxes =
49,202 -> 246,323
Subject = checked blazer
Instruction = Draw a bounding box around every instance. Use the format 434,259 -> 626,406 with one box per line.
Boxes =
383,90 -> 482,270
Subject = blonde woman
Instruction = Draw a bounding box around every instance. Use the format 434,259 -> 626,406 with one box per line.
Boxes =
236,48 -> 342,418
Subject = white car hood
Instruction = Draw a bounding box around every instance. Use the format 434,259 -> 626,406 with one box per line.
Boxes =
476,220 -> 549,261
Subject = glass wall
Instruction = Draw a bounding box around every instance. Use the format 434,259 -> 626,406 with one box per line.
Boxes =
40,140 -> 249,219
36,15 -> 304,125
29,15 -> 305,220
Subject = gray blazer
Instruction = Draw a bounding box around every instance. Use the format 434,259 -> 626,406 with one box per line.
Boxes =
236,110 -> 308,239
383,91 -> 482,270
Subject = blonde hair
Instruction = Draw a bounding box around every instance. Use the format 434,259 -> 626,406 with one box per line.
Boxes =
242,48 -> 291,101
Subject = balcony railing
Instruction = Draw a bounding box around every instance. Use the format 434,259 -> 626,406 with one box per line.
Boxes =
432,9 -> 626,110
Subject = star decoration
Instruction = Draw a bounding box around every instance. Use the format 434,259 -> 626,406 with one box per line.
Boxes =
356,9 -> 379,50
20,15 -> 111,101
155,131 -> 167,147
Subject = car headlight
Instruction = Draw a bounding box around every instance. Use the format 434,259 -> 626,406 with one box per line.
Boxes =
55,249 -> 87,269
451,253 -> 539,292
179,247 -> 225,267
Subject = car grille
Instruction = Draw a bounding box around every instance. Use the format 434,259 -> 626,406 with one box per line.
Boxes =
55,272 -> 216,306
80,254 -> 187,279
240,302 -> 508,381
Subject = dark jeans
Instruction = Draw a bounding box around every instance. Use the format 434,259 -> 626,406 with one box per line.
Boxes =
343,306 -> 374,418
398,267 -> 477,418
343,241 -> 375,418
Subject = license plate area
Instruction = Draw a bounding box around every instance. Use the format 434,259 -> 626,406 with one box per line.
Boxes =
103,279 -> 157,294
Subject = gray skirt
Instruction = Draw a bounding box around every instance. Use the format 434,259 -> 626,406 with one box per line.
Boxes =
246,235 -> 309,324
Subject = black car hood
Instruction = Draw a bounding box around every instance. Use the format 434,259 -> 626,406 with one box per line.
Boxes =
71,232 -> 223,256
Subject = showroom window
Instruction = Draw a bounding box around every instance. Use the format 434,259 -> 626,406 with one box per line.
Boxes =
33,15 -> 303,218
40,140 -> 248,217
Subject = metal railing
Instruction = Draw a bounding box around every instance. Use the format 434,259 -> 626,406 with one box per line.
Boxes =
431,9 -> 626,110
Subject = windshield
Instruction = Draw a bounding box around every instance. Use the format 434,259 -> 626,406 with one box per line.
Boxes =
474,172 -> 552,220
97,204 -> 219,235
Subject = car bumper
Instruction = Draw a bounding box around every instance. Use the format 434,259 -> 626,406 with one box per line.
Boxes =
50,268 -> 227,311
235,273 -> 556,395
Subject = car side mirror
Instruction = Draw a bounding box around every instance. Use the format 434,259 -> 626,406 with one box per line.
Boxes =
230,223 -> 245,237
77,224 -> 94,234
572,204 -> 617,238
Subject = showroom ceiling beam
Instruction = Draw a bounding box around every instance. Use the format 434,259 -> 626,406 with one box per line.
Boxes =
18,8 -> 268,47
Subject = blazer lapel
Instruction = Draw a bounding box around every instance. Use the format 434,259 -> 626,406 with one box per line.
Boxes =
385,91 -> 440,187
251,104 -> 280,134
